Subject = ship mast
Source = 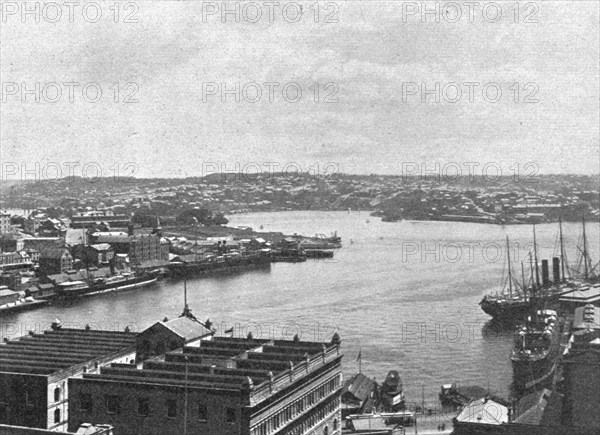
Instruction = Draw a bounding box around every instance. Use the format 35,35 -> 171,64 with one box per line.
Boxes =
521,261 -> 526,296
529,251 -> 535,294
533,224 -> 540,288
582,216 -> 589,280
559,216 -> 566,282
506,236 -> 513,298
181,276 -> 192,318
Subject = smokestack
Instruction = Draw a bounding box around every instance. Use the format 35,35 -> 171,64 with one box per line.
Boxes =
541,260 -> 550,287
552,257 -> 560,283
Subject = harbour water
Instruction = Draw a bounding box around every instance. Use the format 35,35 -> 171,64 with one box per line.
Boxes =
2,211 -> 599,405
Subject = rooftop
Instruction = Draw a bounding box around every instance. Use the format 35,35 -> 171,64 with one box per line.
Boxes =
0,327 -> 137,376
79,336 -> 341,406
573,304 -> 600,330
47,267 -> 113,284
343,372 -> 377,403
156,316 -> 213,340
455,398 -> 508,425
559,285 -> 600,303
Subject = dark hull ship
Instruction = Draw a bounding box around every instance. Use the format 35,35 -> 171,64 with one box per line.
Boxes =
480,297 -> 533,324
480,235 -> 532,325
480,219 -> 591,325
168,251 -> 271,278
56,270 -> 159,299
511,309 -> 562,393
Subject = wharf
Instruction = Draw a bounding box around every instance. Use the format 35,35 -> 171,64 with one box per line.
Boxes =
0,299 -> 49,314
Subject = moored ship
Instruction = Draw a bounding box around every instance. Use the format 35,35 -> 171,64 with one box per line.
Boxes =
168,250 -> 271,278
511,309 -> 562,393
56,269 -> 159,299
480,219 -> 586,325
480,236 -> 532,325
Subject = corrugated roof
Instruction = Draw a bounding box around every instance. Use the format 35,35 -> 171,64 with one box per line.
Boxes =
77,336 -> 341,399
0,328 -> 137,375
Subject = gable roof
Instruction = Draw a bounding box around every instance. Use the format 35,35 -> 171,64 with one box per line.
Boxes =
148,316 -> 212,341
343,372 -> 377,402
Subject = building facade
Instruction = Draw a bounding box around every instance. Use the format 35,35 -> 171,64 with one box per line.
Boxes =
38,247 -> 73,276
0,327 -> 137,432
0,213 -> 12,234
0,252 -> 33,273
68,335 -> 343,435
70,211 -> 130,229
89,234 -> 169,266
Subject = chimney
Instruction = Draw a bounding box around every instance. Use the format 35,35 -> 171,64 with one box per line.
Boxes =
541,260 -> 549,286
552,257 -> 560,283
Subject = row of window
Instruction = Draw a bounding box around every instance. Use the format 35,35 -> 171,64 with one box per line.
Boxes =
280,397 -> 340,435
252,375 -> 340,435
79,393 -> 236,423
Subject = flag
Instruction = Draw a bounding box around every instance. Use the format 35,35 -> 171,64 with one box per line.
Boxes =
357,349 -> 362,362
225,327 -> 234,336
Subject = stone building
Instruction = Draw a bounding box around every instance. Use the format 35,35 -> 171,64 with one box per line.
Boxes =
68,335 -> 343,435
0,326 -> 137,432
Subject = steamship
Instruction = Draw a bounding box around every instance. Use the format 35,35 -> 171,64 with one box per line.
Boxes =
480,221 -> 577,325
168,250 -> 271,277
56,269 -> 159,299
511,309 -> 562,393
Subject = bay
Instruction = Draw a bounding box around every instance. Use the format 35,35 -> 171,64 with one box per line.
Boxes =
3,211 -> 598,405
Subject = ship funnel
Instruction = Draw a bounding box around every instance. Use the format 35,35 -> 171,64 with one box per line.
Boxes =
541,260 -> 550,287
552,257 -> 560,283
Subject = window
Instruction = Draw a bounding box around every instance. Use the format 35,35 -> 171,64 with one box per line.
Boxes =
226,407 -> 235,423
138,398 -> 150,416
80,393 -> 93,412
166,399 -> 177,418
198,403 -> 208,422
333,419 -> 338,430
54,387 -> 61,402
323,427 -> 328,435
105,395 -> 120,414
25,391 -> 34,407
54,408 -> 61,423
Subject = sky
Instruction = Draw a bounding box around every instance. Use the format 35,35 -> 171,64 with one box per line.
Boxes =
1,1 -> 599,180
